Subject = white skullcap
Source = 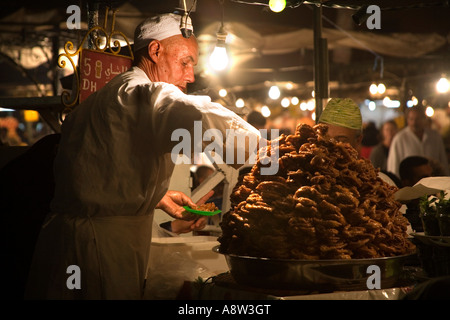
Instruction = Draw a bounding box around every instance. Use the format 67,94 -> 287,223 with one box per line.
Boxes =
133,13 -> 193,52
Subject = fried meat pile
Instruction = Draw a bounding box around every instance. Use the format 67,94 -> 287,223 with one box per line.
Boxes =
196,202 -> 219,212
218,123 -> 415,260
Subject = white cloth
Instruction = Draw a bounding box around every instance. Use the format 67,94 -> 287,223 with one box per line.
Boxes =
25,66 -> 259,300
152,220 -> 178,238
378,171 -> 397,187
386,126 -> 449,177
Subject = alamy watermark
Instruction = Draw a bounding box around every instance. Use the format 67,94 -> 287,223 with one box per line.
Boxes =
65,3 -> 381,34
66,4 -> 381,31
66,265 -> 81,290
65,263 -> 382,291
171,121 -> 279,175
366,5 -> 381,30
366,264 -> 381,289
66,5 -> 81,30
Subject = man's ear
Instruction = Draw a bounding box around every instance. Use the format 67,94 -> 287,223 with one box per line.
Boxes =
147,40 -> 161,63
356,134 -> 363,146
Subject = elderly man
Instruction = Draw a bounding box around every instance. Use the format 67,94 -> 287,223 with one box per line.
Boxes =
26,13 -> 259,300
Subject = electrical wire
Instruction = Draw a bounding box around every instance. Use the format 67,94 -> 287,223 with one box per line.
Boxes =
229,0 -> 450,11
316,8 -> 385,78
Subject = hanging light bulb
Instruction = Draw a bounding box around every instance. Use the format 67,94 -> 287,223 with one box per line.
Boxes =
235,98 -> 245,108
209,27 -> 229,71
209,0 -> 229,72
268,85 -> 281,100
281,97 -> 290,108
436,76 -> 450,93
218,88 -> 227,97
377,83 -> 386,94
269,0 -> 286,13
261,105 -> 271,117
291,96 -> 299,105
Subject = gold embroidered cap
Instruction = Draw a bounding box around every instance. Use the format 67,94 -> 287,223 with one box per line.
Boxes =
319,98 -> 362,130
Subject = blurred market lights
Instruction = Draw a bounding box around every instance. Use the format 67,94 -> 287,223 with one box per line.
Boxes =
218,88 -> 227,97
436,76 -> 450,93
261,105 -> 271,117
377,83 -> 386,94
306,99 -> 315,111
369,82 -> 386,95
281,97 -> 290,108
235,98 -> 245,108
268,85 -> 281,100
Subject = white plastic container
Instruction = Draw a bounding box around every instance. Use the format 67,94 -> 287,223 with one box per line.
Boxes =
149,236 -> 228,275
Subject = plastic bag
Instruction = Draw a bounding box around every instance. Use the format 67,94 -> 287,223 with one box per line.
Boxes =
143,249 -> 216,299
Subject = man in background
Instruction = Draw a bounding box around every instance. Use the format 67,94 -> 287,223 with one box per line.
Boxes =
398,156 -> 434,232
318,97 -> 398,186
387,105 -> 449,178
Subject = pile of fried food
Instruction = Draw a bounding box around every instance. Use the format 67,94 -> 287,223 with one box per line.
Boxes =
219,123 -> 416,260
182,202 -> 219,220
196,202 -> 219,212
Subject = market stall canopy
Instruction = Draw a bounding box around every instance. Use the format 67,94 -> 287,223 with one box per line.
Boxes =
196,21 -> 447,59
0,0 -> 449,99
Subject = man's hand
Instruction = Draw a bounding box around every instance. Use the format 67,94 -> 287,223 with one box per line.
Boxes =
156,190 -> 214,220
170,216 -> 208,234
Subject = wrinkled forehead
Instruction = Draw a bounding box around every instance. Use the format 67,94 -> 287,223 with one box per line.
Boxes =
326,123 -> 361,138
162,35 -> 199,62
325,123 -> 361,148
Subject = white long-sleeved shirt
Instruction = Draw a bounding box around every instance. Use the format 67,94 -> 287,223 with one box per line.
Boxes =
26,66 -> 260,300
386,126 -> 449,178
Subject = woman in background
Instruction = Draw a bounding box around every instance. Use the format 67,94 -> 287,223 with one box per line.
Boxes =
370,119 -> 398,172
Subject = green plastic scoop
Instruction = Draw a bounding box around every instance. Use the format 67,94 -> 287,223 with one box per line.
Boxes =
182,205 -> 221,220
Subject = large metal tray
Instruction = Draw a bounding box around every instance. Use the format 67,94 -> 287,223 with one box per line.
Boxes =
214,246 -> 414,292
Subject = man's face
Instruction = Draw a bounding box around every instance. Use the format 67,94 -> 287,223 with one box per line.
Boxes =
325,123 -> 362,152
156,35 -> 198,93
407,109 -> 426,135
404,164 -> 433,187
382,121 -> 397,143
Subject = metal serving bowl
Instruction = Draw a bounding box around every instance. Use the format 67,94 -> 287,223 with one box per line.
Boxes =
213,246 -> 414,291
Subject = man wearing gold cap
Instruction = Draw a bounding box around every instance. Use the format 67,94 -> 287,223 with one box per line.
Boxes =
318,98 -> 363,153
319,98 -> 397,186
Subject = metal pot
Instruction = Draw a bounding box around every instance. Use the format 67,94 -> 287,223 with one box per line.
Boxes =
214,246 -> 413,291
